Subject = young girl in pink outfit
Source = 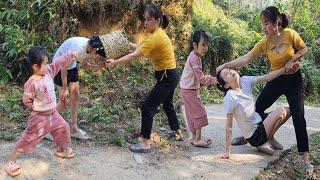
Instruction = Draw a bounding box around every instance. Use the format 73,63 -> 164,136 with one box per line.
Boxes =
180,29 -> 217,147
5,46 -> 77,177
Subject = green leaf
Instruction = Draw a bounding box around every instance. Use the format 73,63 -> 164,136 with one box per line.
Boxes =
31,0 -> 42,9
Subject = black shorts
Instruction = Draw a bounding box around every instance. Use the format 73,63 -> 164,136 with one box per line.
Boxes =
246,114 -> 268,147
54,67 -> 79,86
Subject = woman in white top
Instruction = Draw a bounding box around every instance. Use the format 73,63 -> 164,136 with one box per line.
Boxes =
215,66 -> 291,158
51,36 -> 107,140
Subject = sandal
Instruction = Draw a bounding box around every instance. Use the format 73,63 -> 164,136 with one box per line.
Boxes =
129,143 -> 152,153
193,139 -> 211,148
5,161 -> 21,177
190,137 -> 212,145
71,129 -> 89,140
55,148 -> 75,158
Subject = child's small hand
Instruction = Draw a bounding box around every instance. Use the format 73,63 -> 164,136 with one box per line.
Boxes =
212,77 -> 218,84
215,152 -> 230,159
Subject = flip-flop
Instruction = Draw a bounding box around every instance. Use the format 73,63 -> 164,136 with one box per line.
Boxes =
5,161 -> 21,177
190,137 -> 212,145
71,129 -> 89,140
193,139 -> 211,148
55,148 -> 75,158
129,143 -> 152,153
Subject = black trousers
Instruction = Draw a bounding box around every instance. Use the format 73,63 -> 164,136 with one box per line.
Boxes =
140,69 -> 180,139
255,69 -> 309,152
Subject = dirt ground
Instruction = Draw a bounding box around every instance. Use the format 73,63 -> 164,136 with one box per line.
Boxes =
1,103 -> 320,180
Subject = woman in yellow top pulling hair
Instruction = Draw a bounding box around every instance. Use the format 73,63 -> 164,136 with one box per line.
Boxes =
216,6 -> 312,173
106,4 -> 183,153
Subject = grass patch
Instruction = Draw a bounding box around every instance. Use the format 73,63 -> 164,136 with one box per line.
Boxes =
257,132 -> 320,179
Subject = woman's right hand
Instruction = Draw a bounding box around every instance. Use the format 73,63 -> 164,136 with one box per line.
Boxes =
105,59 -> 116,70
216,64 -> 226,73
60,88 -> 69,103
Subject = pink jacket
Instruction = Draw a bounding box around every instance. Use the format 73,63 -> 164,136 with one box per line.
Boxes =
180,51 -> 215,89
23,52 -> 75,112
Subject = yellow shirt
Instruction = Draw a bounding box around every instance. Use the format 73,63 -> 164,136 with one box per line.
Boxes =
250,28 -> 306,70
138,28 -> 176,71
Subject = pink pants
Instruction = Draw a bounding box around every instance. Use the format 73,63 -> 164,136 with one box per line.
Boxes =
16,110 -> 71,153
181,89 -> 208,134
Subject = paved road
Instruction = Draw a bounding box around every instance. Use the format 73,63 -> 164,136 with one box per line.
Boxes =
0,103 -> 319,179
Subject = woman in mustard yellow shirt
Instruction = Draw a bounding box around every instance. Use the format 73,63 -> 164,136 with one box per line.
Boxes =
107,4 -> 183,153
216,6 -> 312,173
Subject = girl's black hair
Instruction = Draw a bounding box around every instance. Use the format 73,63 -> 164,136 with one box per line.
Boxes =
88,36 -> 106,58
145,4 -> 169,29
261,6 -> 289,29
23,46 -> 47,79
216,70 -> 231,96
192,29 -> 209,47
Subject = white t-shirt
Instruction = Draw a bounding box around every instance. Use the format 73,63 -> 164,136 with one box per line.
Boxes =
52,37 -> 90,70
223,76 -> 262,138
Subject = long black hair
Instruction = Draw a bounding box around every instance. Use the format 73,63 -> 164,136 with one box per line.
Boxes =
145,4 -> 169,29
23,46 -> 48,79
88,36 -> 106,58
261,6 -> 289,29
216,70 -> 231,96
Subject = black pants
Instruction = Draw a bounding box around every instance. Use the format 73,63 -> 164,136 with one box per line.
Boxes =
140,69 -> 180,139
255,69 -> 309,152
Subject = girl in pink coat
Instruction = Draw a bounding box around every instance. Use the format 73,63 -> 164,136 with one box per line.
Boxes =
180,29 -> 217,147
5,46 -> 77,177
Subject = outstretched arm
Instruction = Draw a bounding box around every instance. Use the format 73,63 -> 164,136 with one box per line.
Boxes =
81,57 -> 105,71
216,113 -> 233,159
190,56 -> 217,85
106,48 -> 143,70
256,67 -> 285,84
216,52 -> 255,72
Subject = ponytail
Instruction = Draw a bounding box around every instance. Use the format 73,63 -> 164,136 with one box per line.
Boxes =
161,14 -> 169,29
261,6 -> 289,29
145,4 -> 169,29
280,13 -> 289,28
22,58 -> 33,79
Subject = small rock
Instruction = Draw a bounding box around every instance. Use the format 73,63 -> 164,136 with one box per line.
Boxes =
276,170 -> 283,174
159,127 -> 166,131
133,153 -> 143,164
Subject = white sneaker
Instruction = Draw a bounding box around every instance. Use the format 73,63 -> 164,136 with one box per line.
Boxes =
256,142 -> 275,155
71,129 -> 89,140
269,138 -> 283,150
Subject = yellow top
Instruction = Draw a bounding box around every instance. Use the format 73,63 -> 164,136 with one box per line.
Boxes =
138,28 -> 176,71
250,28 -> 306,70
